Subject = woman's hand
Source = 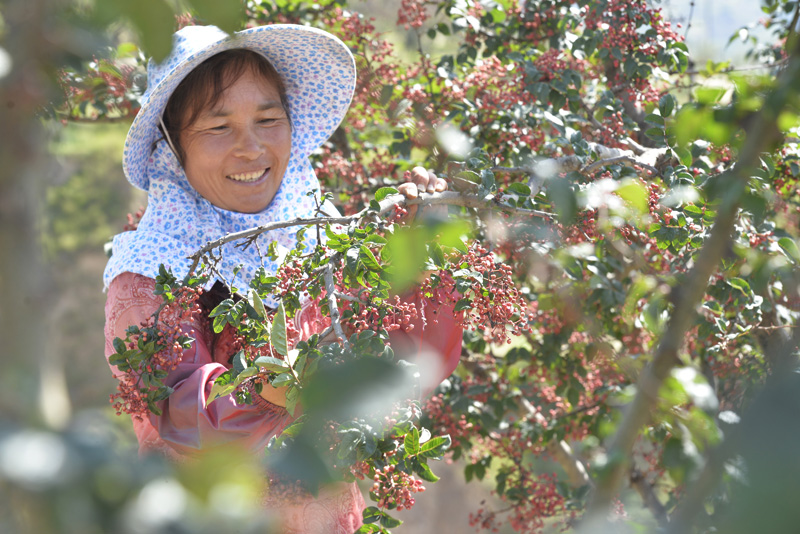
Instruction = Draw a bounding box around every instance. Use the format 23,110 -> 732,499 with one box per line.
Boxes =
259,383 -> 289,407
396,166 -> 448,221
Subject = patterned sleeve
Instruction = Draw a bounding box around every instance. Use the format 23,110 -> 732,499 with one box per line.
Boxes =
104,271 -> 292,457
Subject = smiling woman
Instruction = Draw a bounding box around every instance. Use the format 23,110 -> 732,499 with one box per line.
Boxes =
162,49 -> 293,213
101,23 -> 459,534
179,69 -> 291,213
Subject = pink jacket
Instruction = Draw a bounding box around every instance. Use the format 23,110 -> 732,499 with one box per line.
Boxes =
104,271 -> 462,532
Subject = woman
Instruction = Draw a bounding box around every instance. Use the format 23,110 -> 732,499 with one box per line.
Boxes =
103,24 -> 461,532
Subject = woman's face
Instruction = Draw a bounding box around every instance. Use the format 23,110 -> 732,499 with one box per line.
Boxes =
179,68 -> 292,213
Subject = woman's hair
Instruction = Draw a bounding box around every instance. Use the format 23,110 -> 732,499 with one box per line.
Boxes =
161,49 -> 291,165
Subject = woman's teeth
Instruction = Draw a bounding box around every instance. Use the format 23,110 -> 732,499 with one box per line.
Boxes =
228,169 -> 266,182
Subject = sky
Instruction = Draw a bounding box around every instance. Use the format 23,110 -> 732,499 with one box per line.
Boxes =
661,0 -> 771,63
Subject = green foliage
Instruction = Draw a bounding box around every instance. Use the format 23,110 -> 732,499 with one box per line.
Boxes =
43,0 -> 800,533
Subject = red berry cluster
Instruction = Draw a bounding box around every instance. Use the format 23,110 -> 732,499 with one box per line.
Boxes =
371,464 -> 425,511
59,57 -> 138,121
521,4 -> 561,42
109,286 -> 203,420
122,207 -> 145,232
422,393 -> 474,448
396,0 -> 430,30
343,292 -> 419,334
438,242 -> 534,345
586,0 -> 683,105
468,472 -> 568,534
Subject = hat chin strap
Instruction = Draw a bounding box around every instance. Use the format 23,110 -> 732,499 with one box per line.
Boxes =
159,116 -> 182,165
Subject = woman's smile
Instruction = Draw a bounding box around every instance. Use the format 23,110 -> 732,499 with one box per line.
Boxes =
227,168 -> 269,182
179,68 -> 292,213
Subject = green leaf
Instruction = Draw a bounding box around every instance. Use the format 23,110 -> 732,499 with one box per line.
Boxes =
112,337 -> 126,354
359,245 -> 381,271
362,507 -> 382,525
645,127 -> 665,140
615,178 -> 649,215
416,461 -> 440,482
232,350 -> 247,373
364,234 -> 388,246
659,93 -> 676,117
778,237 -> 800,264
428,242 -> 445,268
548,177 -> 577,224
454,298 -> 471,312
380,513 -> 402,529
272,301 -> 289,357
644,113 -> 665,126
728,277 -> 752,296
375,187 -> 399,202
507,182 -> 532,196
285,385 -> 299,417
271,372 -> 293,388
207,371 -> 235,406
208,299 -> 234,318
248,288 -> 267,319
254,356 -> 289,373
419,435 -> 451,458
674,147 -> 693,167
404,427 -> 420,456
189,0 -> 246,33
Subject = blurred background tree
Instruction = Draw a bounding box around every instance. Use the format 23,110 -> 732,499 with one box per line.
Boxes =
2,1 -> 800,533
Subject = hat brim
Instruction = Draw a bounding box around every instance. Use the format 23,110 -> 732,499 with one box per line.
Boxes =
123,24 -> 356,190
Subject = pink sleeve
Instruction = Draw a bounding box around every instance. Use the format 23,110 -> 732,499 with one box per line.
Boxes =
104,272 -> 292,457
388,289 -> 463,394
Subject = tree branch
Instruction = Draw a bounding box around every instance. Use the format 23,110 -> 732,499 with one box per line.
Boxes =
323,263 -> 350,351
518,397 -> 592,488
185,191 -> 557,276
579,42 -> 800,528
581,155 -> 657,177
665,326 -> 800,533
630,468 -> 669,527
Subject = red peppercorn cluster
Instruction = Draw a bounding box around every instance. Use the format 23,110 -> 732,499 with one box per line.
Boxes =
421,393 -> 474,448
396,0 -> 430,30
370,464 -> 425,511
122,207 -> 145,232
521,4 -> 561,43
109,286 -> 203,420
468,472 -> 568,534
441,243 -> 534,345
584,0 -> 683,105
59,57 -> 138,120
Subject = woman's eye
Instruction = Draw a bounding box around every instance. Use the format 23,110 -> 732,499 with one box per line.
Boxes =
258,118 -> 277,125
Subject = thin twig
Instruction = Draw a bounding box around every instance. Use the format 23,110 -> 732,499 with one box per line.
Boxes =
581,155 -> 658,177
630,468 -> 669,527
680,57 -> 791,76
186,191 -> 556,275
334,291 -> 369,305
323,263 -> 351,351
684,1 -> 695,41
518,397 -> 592,488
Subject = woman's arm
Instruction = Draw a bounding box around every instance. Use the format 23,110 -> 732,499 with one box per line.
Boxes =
104,271 -> 292,456
388,287 -> 463,395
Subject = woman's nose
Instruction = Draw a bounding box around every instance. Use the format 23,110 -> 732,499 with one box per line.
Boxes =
233,126 -> 263,159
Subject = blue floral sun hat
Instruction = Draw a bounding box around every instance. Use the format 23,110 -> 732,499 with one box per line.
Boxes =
105,25 -> 355,303
124,24 -> 357,190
